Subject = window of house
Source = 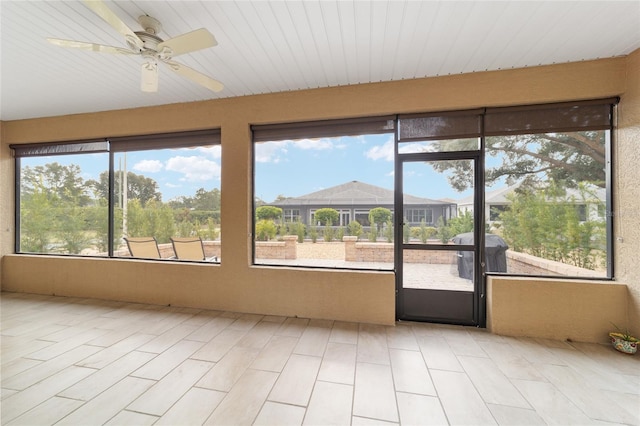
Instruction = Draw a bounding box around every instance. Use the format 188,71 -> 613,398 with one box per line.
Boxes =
13,130 -> 221,262
484,99 -> 615,278
253,116 -> 396,270
15,141 -> 109,255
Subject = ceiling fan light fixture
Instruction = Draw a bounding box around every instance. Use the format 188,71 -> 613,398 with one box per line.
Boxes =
141,60 -> 158,92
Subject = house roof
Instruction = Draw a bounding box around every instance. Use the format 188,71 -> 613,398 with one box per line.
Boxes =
459,182 -> 606,206
271,180 -> 452,207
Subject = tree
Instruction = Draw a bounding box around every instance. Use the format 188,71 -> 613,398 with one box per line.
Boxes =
22,163 -> 92,206
19,182 -> 56,253
430,132 -> 606,191
256,205 -> 283,221
447,210 -> 474,236
499,182 -> 605,269
314,208 -> 339,226
368,207 -> 392,236
88,171 -> 161,205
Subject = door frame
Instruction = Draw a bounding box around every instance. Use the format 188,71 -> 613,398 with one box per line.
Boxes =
394,149 -> 486,327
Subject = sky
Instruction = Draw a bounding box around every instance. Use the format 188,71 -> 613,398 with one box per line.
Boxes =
22,134 -> 494,204
254,134 -> 476,203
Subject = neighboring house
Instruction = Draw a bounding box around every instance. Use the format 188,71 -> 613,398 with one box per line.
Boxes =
270,180 -> 457,227
458,183 -> 606,223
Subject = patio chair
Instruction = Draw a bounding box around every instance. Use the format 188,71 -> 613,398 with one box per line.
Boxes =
170,237 -> 218,262
124,237 -> 161,259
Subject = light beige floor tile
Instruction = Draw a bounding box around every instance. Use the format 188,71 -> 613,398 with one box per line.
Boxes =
180,309 -> 223,326
386,323 -> 419,350
5,396 -> 84,426
155,387 -> 225,426
269,354 -> 322,406
351,417 -> 398,425
410,322 -> 446,338
76,332 -> 155,369
511,337 -> 567,366
1,358 -> 43,380
477,340 -> 548,381
59,350 -> 156,400
416,335 -> 464,372
132,339 -> 205,380
602,390 -> 640,423
87,327 -> 138,347
353,362 -> 398,423
444,329 -> 489,357
571,341 -> 640,377
254,401 -> 306,426
317,342 -> 356,385
396,392 -> 448,426
25,327 -> 109,361
0,337 -> 53,365
261,315 -> 288,324
295,319 -> 333,357
197,346 -> 260,391
458,355 -> 531,408
389,348 -> 436,396
138,310 -> 195,336
357,324 -> 390,365
127,359 -> 213,416
1,389 -> 18,400
191,328 -> 249,362
229,313 -> 264,331
251,335 -> 299,372
236,321 -> 281,349
486,403 -> 546,425
303,381 -> 353,425
536,362 -> 639,424
205,369 -> 279,425
56,376 -> 155,426
511,378 -> 594,425
330,321 -> 359,344
135,323 -> 199,353
430,369 -> 497,425
104,410 -> 158,426
1,366 -> 95,423
277,317 -> 310,337
2,344 -> 101,391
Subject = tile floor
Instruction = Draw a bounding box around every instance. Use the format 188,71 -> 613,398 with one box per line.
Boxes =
1,292 -> 639,425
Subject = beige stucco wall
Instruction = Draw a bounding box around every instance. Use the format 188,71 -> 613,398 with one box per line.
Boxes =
615,49 -> 640,337
487,276 -> 629,343
1,54 -> 638,332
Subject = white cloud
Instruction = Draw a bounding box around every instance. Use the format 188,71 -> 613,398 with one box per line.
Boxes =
133,159 -> 163,173
166,156 -> 221,182
255,141 -> 289,163
365,140 -> 394,161
295,138 -> 334,150
197,145 -> 221,159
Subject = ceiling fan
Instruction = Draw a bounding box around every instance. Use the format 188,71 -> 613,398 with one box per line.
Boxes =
47,0 -> 223,93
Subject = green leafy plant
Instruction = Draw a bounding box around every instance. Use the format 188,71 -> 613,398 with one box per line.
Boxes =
610,323 -> 638,342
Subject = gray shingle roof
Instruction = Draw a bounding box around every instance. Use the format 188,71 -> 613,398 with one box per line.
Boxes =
271,181 -> 452,206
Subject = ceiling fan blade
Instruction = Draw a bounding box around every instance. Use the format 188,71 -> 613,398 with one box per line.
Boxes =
157,29 -> 217,58
163,60 -> 224,92
83,0 -> 143,50
47,38 -> 135,55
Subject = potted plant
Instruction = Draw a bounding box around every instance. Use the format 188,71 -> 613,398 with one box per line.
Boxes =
609,323 -> 639,355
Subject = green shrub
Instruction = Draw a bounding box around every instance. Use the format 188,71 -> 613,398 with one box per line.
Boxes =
384,220 -> 394,242
336,227 -> 345,241
368,224 -> 377,242
310,225 -> 318,243
323,225 -> 335,242
347,221 -> 363,239
255,219 -> 277,241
